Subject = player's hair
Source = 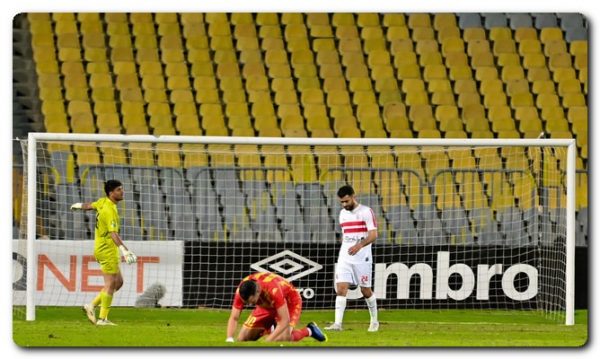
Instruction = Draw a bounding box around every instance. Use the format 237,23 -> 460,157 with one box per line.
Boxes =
104,179 -> 123,196
337,185 -> 355,198
239,280 -> 258,301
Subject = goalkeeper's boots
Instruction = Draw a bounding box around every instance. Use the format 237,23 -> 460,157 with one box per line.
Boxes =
368,321 -> 379,332
96,318 -> 117,326
307,322 -> 328,342
82,304 -> 96,324
324,322 -> 343,331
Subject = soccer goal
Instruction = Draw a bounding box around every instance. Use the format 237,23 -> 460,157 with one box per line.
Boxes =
16,133 -> 576,325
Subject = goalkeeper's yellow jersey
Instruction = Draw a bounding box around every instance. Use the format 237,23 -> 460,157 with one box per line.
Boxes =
91,197 -> 120,258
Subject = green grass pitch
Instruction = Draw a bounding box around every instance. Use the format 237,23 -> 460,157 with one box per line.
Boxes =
13,307 -> 587,347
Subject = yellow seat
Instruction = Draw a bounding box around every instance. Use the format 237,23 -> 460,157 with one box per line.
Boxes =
574,53 -> 587,71
70,112 -> 96,133
431,92 -> 456,106
522,53 -> 547,69
140,75 -> 165,90
453,79 -> 478,95
569,40 -> 588,56
131,22 -> 155,37
505,78 -> 530,96
167,76 -> 191,91
510,92 -> 535,108
408,105 -> 436,130
444,51 -> 469,67
423,64 -> 447,80
543,40 -> 568,57
404,91 -> 429,106
567,106 -> 587,124
462,104 -> 489,132
518,39 -> 542,55
441,37 -> 465,56
562,93 -> 586,108
527,67 -> 551,82
539,27 -> 564,44
407,13 -> 431,28
536,93 -> 561,109
518,114 -> 543,134
552,67 -> 577,83
415,39 -> 439,55
467,39 -> 492,56
411,27 -> 435,41
479,78 -> 503,96
435,105 -> 459,125
432,13 -> 457,30
173,102 -> 198,117
93,100 -> 117,115
449,65 -> 473,81
106,20 -> 130,36
545,117 -> 570,133
457,92 -> 481,107
427,78 -> 452,93
548,52 -> 573,71
501,65 -> 525,82
154,143 -> 182,168
514,27 -> 538,42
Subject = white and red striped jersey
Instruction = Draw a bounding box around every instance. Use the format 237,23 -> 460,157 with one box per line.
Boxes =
338,203 -> 377,264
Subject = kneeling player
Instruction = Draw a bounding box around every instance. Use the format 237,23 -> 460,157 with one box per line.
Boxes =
225,272 -> 327,343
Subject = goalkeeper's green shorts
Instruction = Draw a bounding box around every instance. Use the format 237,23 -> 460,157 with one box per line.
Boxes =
95,250 -> 120,274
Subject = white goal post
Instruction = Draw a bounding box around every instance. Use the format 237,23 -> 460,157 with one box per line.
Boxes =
19,132 -> 576,325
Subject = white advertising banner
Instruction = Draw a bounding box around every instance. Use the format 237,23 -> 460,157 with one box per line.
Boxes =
12,240 -> 183,307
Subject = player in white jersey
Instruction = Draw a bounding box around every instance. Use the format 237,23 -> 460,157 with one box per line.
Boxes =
325,185 -> 379,332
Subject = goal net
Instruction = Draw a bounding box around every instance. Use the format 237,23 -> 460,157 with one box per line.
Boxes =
15,133 -> 575,325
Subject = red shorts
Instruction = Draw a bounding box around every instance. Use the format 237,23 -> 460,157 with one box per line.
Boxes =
243,293 -> 302,331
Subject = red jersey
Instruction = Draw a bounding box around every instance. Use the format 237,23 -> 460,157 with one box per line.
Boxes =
232,272 -> 299,311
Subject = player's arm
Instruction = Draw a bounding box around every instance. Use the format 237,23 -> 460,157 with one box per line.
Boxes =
226,307 -> 242,342
264,303 -> 290,342
109,231 -> 137,264
348,229 -> 377,255
100,209 -> 137,264
70,202 -> 94,211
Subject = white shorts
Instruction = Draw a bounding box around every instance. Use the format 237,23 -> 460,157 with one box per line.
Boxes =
334,261 -> 373,288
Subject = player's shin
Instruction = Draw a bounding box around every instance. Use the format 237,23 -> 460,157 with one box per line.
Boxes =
99,291 -> 113,320
91,290 -> 103,307
365,294 -> 378,323
335,295 -> 347,325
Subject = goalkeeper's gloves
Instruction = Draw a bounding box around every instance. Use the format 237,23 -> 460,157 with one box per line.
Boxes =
119,245 -> 137,264
70,203 -> 83,210
225,337 -> 234,343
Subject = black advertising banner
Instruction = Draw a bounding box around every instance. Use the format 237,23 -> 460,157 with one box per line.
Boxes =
183,242 -> 588,309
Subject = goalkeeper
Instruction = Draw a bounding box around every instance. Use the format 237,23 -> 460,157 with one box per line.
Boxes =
71,179 -> 137,326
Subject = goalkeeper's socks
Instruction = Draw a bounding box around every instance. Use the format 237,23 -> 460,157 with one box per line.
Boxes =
291,328 -> 310,341
334,295 -> 347,325
99,292 -> 113,320
365,294 -> 378,323
91,291 -> 103,307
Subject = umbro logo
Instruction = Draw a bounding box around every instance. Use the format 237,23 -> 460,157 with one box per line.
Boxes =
250,250 -> 323,282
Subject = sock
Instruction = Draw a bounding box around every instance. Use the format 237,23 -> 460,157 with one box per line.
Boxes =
91,291 -> 103,307
335,295 -> 347,325
291,327 -> 310,341
99,292 -> 113,320
365,295 -> 378,323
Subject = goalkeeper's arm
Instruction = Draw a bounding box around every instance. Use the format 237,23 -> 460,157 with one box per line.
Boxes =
70,202 -> 94,211
110,232 -> 137,264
